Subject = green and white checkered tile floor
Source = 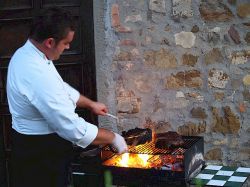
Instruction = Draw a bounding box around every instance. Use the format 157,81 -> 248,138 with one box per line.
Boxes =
190,165 -> 250,187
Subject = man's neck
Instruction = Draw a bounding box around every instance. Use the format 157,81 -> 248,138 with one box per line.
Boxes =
29,38 -> 49,59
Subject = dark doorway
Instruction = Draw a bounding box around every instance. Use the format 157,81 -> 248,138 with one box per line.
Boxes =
0,1 -> 97,186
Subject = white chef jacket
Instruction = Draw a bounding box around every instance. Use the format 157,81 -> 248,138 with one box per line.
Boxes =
6,40 -> 98,148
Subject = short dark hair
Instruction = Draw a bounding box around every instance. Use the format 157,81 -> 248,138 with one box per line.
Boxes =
29,7 -> 75,44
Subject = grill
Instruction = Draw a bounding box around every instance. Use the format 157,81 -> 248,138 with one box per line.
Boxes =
101,136 -> 205,186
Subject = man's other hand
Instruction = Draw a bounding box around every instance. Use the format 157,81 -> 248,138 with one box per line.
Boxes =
112,133 -> 128,154
90,102 -> 108,115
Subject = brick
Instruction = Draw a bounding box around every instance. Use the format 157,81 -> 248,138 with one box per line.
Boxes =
239,103 -> 246,113
119,39 -> 137,46
116,26 -> 132,33
111,4 -> 120,28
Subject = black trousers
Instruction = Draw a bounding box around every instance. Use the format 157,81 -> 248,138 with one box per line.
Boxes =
11,130 -> 73,187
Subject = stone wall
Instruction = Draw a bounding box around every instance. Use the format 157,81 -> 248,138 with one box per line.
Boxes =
95,0 -> 250,168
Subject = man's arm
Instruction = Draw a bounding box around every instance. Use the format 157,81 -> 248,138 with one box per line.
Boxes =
91,128 -> 115,145
76,95 -> 108,115
92,128 -> 128,154
62,82 -> 107,115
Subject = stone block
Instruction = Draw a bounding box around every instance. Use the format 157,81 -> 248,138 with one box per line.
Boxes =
228,50 -> 250,65
117,91 -> 141,114
214,92 -> 225,101
191,25 -> 199,33
186,92 -> 204,102
228,25 -> 241,44
182,53 -> 198,67
144,49 -> 177,69
174,31 -> 196,48
191,107 -> 207,119
205,148 -> 222,160
212,106 -> 240,134
237,3 -> 250,18
172,0 -> 193,18
165,70 -> 202,89
125,14 -> 142,23
208,69 -> 229,89
199,0 -> 233,21
149,0 -> 166,13
205,48 -> 223,65
243,75 -> 250,86
178,122 -> 206,136
245,32 -> 250,43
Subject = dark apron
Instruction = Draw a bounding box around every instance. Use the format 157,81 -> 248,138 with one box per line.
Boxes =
11,129 -> 73,187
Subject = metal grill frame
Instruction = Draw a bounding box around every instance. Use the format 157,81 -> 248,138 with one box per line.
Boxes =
101,136 -> 205,186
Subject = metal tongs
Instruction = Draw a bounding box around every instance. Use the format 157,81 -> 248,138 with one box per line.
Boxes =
106,113 -> 119,120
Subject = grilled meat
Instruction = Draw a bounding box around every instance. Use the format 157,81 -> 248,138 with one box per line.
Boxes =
122,128 -> 152,146
155,131 -> 184,149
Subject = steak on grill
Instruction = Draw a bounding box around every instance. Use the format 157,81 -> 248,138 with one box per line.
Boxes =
122,128 -> 152,146
155,131 -> 184,149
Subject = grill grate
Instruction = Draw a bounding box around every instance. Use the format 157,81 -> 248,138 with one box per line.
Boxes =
128,141 -> 171,154
103,136 -> 200,155
182,137 -> 200,149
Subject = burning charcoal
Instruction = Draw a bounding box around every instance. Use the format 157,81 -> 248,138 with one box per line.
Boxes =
122,128 -> 152,146
155,131 -> 184,149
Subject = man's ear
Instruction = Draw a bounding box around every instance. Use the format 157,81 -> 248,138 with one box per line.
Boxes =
44,38 -> 55,49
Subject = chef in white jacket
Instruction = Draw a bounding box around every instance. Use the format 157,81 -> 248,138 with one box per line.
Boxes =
6,7 -> 127,187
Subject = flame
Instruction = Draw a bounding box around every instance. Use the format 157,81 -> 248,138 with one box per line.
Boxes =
120,153 -> 129,167
152,129 -> 156,143
103,153 -> 151,168
103,151 -> 184,171
119,153 -> 150,168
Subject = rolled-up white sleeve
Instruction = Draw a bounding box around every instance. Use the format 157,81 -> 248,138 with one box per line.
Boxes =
27,67 -> 98,148
75,121 -> 98,147
63,82 -> 80,104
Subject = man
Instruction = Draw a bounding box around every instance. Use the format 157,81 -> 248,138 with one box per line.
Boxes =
6,7 -> 127,187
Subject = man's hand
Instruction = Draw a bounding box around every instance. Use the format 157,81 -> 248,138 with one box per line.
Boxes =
76,95 -> 108,115
112,133 -> 128,154
90,101 -> 108,115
